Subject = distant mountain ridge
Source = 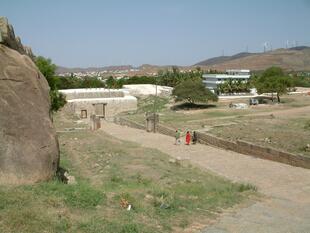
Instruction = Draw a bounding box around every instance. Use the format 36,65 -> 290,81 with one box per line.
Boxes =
195,46 -> 310,71
195,52 -> 258,66
56,46 -> 310,74
56,65 -> 135,74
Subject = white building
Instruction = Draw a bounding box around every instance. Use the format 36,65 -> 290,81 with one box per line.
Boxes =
203,69 -> 251,93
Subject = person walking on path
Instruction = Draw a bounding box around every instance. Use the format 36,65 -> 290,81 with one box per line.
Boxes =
185,131 -> 191,145
192,131 -> 197,144
175,129 -> 181,145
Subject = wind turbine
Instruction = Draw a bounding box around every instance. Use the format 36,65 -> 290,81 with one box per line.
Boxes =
263,42 -> 268,53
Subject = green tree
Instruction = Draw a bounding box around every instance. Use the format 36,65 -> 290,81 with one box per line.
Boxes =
158,67 -> 203,87
172,79 -> 218,104
254,67 -> 293,102
80,76 -> 105,88
49,89 -> 67,112
35,56 -> 66,112
105,76 -> 124,89
35,56 -> 57,89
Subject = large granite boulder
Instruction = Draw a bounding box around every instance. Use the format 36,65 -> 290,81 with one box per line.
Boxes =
0,17 -> 34,59
0,19 -> 59,184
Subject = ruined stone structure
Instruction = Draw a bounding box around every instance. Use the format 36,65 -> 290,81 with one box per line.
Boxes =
59,88 -> 137,121
0,17 -> 59,184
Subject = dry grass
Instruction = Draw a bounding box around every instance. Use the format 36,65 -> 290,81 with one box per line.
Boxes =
0,113 -> 256,233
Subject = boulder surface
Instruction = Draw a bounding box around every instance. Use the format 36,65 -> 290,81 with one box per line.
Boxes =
0,18 -> 59,184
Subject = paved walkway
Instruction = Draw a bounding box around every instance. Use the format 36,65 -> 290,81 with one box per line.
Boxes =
101,122 -> 310,233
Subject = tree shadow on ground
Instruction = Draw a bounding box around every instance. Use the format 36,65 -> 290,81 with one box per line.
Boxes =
171,102 -> 217,111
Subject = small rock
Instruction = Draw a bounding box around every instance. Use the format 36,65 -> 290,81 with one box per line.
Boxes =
145,194 -> 153,200
169,158 -> 176,163
264,137 -> 271,143
64,172 -> 77,185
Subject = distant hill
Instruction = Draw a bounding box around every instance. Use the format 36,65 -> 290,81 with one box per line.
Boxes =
195,47 -> 310,71
195,52 -> 258,66
56,65 -> 134,74
56,46 -> 310,75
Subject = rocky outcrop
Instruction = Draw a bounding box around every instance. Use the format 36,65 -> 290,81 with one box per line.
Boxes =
0,18 -> 59,184
0,17 -> 34,59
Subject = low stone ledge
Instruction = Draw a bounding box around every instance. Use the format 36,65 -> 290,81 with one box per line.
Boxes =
113,117 -> 310,169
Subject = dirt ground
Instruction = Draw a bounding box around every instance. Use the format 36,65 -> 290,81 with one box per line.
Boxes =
101,122 -> 310,233
125,94 -> 310,157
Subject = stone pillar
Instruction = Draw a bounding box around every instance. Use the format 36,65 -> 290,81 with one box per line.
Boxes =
146,112 -> 159,132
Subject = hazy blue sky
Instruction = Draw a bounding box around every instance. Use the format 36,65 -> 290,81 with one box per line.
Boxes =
1,0 -> 310,67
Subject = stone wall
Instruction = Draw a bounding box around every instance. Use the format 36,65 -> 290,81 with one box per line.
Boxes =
114,117 -> 310,169
114,117 -> 146,130
156,124 -> 176,137
197,132 -> 310,169
59,89 -> 125,100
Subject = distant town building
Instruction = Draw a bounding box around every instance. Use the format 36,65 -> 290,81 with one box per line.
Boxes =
203,69 -> 251,92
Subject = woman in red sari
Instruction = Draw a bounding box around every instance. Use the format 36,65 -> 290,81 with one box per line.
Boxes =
185,131 -> 191,145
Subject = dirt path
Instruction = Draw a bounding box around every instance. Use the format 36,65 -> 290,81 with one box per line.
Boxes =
101,122 -> 310,233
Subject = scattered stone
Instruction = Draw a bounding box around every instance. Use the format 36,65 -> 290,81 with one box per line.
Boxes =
169,158 -> 176,164
64,172 -> 77,185
145,194 -> 153,200
74,120 -> 84,124
160,203 -> 170,209
304,144 -> 310,151
264,137 -> 271,143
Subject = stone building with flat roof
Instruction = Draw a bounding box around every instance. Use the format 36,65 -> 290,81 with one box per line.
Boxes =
59,88 -> 137,121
